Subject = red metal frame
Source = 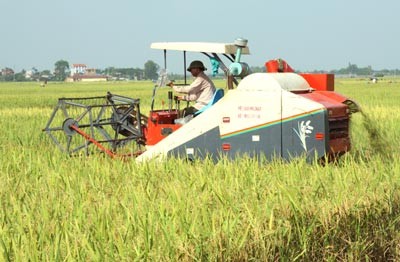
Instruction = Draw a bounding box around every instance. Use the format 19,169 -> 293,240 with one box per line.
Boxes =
299,73 -> 335,91
143,110 -> 182,145
69,125 -> 143,159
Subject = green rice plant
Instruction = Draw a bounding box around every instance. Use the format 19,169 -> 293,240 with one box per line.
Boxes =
0,78 -> 400,260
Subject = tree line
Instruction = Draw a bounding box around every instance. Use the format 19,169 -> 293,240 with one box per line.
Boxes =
0,60 -> 160,82
1,60 -> 399,82
250,63 -> 400,77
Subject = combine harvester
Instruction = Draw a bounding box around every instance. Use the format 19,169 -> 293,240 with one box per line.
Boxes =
43,38 -> 359,162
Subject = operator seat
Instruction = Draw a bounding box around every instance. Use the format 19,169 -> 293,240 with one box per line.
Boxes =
194,88 -> 224,116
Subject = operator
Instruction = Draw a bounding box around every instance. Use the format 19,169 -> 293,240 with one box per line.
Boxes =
168,60 -> 216,116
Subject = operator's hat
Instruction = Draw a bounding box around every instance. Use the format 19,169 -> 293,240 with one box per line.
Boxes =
187,60 -> 207,71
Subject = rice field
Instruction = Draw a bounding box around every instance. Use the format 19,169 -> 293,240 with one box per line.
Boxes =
1,78 -> 400,261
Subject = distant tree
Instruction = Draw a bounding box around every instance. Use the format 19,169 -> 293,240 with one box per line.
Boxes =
54,60 -> 69,81
144,60 -> 159,80
134,68 -> 144,80
250,66 -> 266,73
0,67 -> 15,81
347,63 -> 358,75
357,65 -> 373,76
103,67 -> 115,76
30,67 -> 40,81
14,70 -> 26,82
40,70 -> 52,80
102,67 -> 141,80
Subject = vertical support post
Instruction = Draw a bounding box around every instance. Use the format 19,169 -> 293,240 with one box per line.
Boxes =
184,51 -> 187,85
163,49 -> 167,69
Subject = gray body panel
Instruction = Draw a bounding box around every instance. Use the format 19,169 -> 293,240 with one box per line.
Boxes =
167,110 -> 328,162
168,126 -> 222,161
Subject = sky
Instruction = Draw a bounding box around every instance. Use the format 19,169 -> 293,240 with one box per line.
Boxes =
1,0 -> 399,73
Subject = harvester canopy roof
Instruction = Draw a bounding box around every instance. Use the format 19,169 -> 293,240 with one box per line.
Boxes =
150,42 -> 250,55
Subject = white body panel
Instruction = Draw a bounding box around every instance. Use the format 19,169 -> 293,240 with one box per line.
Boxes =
238,73 -> 311,92
136,73 -> 325,162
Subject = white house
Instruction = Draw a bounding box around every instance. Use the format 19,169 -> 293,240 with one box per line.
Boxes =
70,64 -> 87,76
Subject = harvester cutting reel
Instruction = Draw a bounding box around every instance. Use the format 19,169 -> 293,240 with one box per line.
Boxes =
43,92 -> 147,157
